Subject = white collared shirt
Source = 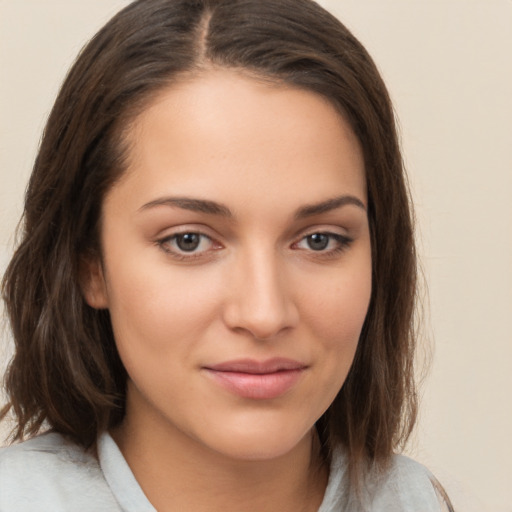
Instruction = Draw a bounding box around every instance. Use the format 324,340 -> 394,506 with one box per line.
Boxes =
0,431 -> 443,511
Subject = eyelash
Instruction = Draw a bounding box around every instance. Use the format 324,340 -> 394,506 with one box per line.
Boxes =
292,232 -> 353,259
156,232 -> 220,261
156,230 -> 353,261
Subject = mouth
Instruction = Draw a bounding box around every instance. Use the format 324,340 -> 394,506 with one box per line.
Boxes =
202,358 -> 307,400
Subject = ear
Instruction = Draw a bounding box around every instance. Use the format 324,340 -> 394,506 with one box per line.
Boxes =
79,255 -> 109,309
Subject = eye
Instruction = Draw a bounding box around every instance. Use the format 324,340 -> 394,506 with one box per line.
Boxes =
174,233 -> 202,252
304,233 -> 330,251
157,231 -> 220,259
293,232 -> 352,254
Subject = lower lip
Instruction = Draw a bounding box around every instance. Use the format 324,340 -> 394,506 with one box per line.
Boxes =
203,369 -> 304,400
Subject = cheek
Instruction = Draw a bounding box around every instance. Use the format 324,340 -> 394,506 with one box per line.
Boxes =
303,264 -> 372,346
103,255 -> 224,368
300,258 -> 372,398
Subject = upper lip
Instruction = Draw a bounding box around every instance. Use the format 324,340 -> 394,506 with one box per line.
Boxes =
204,358 -> 307,374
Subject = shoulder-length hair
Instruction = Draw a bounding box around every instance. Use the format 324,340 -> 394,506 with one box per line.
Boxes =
2,0 -> 417,487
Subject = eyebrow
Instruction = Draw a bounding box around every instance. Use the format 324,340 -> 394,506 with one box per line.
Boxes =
139,194 -> 366,218
294,195 -> 366,218
139,197 -> 232,216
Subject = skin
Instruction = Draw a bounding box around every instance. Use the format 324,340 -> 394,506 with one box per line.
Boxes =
84,69 -> 372,512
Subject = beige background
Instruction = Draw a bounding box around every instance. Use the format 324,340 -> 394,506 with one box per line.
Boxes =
1,1 -> 511,511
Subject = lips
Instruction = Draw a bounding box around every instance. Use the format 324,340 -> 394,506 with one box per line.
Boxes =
202,358 -> 307,400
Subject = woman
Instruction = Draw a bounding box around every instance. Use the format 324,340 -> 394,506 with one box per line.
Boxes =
0,0 -> 453,510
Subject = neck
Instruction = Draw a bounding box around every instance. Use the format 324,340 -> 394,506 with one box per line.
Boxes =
111,406 -> 328,512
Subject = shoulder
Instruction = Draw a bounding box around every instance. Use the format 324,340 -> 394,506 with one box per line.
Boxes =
0,432 -> 120,511
0,431 -> 94,468
322,450 -> 445,512
389,453 -> 435,485
371,454 -> 444,511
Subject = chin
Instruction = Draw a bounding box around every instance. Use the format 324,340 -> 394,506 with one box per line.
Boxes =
196,417 -> 314,462
213,438 -> 307,462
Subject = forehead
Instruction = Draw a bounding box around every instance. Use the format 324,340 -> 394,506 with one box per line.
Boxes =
111,69 -> 366,213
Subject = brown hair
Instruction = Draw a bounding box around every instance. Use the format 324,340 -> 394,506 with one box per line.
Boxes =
2,0 -> 417,490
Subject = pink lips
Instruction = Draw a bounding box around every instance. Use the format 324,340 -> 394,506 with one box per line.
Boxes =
203,358 -> 306,400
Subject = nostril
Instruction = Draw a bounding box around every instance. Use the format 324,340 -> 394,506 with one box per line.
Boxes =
223,293 -> 299,340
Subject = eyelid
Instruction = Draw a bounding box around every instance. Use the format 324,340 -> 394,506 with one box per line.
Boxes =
294,232 -> 352,247
154,224 -> 354,261
290,227 -> 354,256
153,222 -> 218,238
155,227 -> 224,261
292,224 -> 351,242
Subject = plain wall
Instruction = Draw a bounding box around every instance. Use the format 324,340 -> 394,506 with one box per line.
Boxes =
1,1 -> 511,511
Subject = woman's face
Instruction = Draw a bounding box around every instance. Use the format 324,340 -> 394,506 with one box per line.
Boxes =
84,70 -> 372,461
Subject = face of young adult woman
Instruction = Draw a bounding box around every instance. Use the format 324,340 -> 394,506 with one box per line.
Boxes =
83,69 -> 371,494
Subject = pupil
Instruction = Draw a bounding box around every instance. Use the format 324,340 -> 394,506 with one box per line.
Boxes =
307,233 -> 329,251
177,233 -> 200,251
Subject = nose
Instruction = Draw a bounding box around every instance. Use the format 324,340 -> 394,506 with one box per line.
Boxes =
222,248 -> 299,340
